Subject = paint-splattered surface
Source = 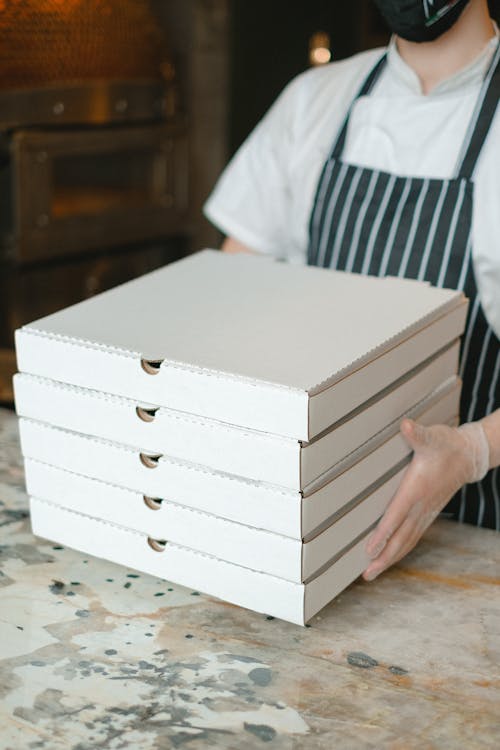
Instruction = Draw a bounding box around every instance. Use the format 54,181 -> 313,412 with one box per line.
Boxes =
1,408 -> 499,749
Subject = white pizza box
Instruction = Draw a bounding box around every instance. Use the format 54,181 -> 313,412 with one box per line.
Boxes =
13,341 -> 459,490
19,377 -> 460,540
15,249 -> 468,441
25,458 -> 406,583
29,496 -> 373,625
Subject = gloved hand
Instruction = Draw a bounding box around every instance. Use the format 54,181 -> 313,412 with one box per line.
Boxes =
363,418 -> 490,581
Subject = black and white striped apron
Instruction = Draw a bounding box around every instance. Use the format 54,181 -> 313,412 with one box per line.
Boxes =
308,44 -> 500,530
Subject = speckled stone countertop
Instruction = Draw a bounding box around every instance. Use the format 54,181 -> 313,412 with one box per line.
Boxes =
1,408 -> 499,749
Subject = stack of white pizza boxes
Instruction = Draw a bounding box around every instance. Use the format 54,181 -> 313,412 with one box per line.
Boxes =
14,250 -> 467,625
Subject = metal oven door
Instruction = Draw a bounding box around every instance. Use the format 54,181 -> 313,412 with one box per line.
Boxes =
8,120 -> 188,263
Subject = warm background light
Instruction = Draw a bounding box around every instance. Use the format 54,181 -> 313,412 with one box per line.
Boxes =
309,31 -> 332,66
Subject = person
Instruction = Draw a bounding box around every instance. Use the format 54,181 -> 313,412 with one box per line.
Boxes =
204,0 -> 500,581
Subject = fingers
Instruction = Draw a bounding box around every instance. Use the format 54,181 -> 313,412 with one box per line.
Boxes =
365,461 -> 422,559
400,418 -> 430,450
364,476 -> 446,581
363,418 -> 468,583
363,510 -> 424,581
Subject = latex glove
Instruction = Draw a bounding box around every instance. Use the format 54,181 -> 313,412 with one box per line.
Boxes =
363,418 -> 490,582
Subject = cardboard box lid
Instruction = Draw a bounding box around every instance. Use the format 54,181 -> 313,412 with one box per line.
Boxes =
16,249 -> 467,439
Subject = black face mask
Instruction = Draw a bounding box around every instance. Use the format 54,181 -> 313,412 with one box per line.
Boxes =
373,0 -> 471,42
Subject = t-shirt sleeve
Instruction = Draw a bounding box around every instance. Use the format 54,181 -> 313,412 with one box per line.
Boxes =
203,77 -> 302,259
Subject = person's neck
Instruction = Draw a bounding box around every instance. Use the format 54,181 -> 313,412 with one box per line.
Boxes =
396,0 -> 496,94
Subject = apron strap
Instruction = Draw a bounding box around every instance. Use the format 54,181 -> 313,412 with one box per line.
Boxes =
456,40 -> 500,180
330,53 -> 388,160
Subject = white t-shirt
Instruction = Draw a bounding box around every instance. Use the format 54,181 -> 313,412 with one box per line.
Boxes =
204,33 -> 500,339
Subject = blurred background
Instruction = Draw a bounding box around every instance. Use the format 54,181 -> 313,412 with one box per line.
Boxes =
0,0 -> 498,402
